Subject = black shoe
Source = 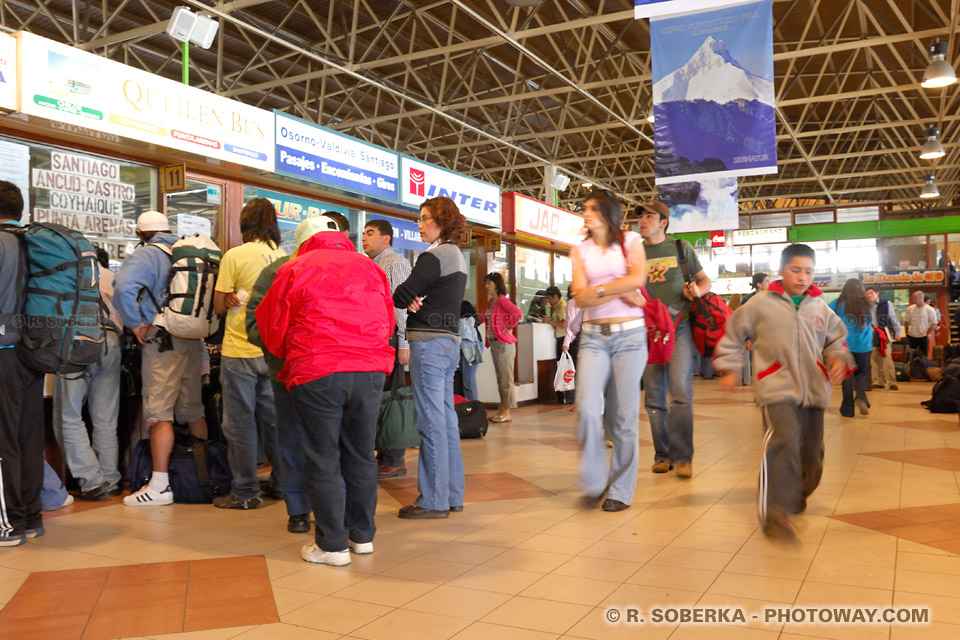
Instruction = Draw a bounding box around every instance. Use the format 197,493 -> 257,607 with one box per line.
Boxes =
213,493 -> 263,510
287,514 -> 311,533
76,481 -> 110,501
449,505 -> 463,513
601,499 -> 629,512
102,485 -> 123,498
259,480 -> 284,500
398,505 -> 449,519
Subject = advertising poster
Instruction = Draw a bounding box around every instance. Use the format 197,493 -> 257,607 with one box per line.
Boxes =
657,176 -> 738,234
635,0 -> 747,19
0,33 -> 17,111
400,156 -> 501,228
19,32 -> 274,172
651,0 -> 777,185
274,112 -> 399,203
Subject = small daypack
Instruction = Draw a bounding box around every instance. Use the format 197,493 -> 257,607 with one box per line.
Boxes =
922,376 -> 960,413
615,234 -> 676,365
147,235 -> 222,340
675,239 -> 730,357
0,222 -> 105,374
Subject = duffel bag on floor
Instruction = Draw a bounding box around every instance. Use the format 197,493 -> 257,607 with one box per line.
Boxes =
456,398 -> 488,439
130,438 -> 232,503
922,377 -> 960,413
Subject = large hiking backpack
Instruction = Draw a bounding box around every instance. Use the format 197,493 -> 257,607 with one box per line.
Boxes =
148,235 -> 222,340
0,222 -> 105,374
922,376 -> 960,413
674,239 -> 730,357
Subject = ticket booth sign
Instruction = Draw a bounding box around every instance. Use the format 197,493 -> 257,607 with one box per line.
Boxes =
502,192 -> 583,247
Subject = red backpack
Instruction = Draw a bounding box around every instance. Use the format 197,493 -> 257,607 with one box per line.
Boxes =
674,239 -> 730,357
617,233 -> 676,365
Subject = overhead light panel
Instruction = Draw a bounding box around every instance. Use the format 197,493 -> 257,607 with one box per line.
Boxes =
166,6 -> 219,49
550,171 -> 571,191
920,125 -> 946,160
922,41 -> 957,88
920,174 -> 939,199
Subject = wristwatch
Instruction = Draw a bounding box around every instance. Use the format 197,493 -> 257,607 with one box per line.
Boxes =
596,285 -> 606,297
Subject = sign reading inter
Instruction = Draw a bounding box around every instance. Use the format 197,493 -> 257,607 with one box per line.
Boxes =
400,156 -> 501,228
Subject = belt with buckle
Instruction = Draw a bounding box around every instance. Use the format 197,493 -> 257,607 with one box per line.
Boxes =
582,318 -> 645,336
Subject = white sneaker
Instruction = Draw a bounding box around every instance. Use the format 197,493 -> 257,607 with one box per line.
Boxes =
349,540 -> 373,555
60,494 -> 75,509
123,484 -> 174,506
301,542 -> 350,566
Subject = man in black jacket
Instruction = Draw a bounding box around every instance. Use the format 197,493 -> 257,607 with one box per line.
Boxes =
866,286 -> 901,390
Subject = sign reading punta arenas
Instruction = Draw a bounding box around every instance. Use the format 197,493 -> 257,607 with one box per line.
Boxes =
274,111 -> 399,203
400,156 -> 501,227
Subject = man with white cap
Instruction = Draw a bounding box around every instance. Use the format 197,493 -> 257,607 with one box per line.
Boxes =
245,214 -> 342,534
114,211 -> 208,506
256,216 -> 395,566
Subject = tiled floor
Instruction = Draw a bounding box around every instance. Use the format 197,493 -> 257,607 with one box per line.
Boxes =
2,379 -> 959,639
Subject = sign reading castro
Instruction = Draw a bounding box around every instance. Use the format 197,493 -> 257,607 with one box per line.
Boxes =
18,32 -> 274,172
400,156 -> 500,228
275,112 -> 399,203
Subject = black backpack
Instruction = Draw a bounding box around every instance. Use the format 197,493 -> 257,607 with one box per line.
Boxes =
457,400 -> 488,439
922,377 -> 960,413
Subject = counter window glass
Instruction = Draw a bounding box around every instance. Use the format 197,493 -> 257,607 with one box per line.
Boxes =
554,254 -> 573,297
242,185 -> 360,254
515,246 -> 551,321
488,241 -> 511,293
804,241 -> 836,274
462,246 -> 477,310
751,243 -> 789,275
931,235 -> 946,270
4,136 -> 158,265
883,236 -> 928,271
164,178 -> 223,248
837,238 -> 880,274
715,245 -> 751,278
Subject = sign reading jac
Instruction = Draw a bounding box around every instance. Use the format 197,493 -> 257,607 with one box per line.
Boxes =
400,156 -> 500,227
505,193 -> 583,247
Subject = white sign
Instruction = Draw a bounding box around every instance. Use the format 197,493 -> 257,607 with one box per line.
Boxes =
714,277 -> 753,295
34,208 -> 136,236
0,33 -> 16,111
0,139 -> 30,224
400,156 -> 501,227
509,193 -> 583,247
635,0 -> 748,20
19,32 -> 275,172
177,213 -> 212,237
733,227 -> 787,245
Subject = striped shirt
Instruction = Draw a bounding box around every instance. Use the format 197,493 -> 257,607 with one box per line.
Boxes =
374,248 -> 412,350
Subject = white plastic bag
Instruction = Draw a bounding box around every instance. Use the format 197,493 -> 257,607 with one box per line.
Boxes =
554,351 -> 576,392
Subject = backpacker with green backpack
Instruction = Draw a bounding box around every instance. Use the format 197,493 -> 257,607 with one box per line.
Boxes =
0,222 -> 105,374
144,234 -> 223,340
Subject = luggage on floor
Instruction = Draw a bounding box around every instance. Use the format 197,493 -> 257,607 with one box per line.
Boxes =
922,377 -> 960,413
895,361 -> 910,382
376,362 -> 420,451
129,438 -> 232,503
455,397 -> 488,439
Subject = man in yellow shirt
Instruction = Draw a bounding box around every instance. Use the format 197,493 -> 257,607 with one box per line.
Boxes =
213,198 -> 287,509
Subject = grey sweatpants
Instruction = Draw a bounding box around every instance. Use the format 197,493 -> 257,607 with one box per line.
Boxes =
759,403 -> 824,525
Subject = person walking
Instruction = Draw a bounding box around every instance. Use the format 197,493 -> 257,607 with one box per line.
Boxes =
830,279 -> 873,417
866,285 -> 900,391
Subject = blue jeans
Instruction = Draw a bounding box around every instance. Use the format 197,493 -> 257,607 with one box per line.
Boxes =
409,338 -> 464,511
576,326 -> 647,504
644,321 -> 696,464
291,372 -> 384,551
221,356 -> 280,501
52,331 -> 121,491
41,460 -> 69,511
460,352 -> 479,402
271,380 -> 309,516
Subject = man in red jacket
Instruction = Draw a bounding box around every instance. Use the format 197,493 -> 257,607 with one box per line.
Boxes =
256,227 -> 395,567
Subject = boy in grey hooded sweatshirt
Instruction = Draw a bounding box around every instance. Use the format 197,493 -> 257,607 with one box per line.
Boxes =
714,244 -> 854,541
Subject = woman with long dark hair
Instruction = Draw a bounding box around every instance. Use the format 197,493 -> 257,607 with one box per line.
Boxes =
830,278 -> 873,417
479,272 -> 522,423
393,196 -> 468,519
571,189 -> 648,512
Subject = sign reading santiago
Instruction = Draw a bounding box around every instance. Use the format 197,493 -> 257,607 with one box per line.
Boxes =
18,32 -> 274,172
400,156 -> 501,228
274,112 -> 399,203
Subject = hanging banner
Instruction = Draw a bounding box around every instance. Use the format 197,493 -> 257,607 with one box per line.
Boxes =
502,193 -> 584,247
400,156 -> 501,228
651,0 -> 777,185
658,177 -> 738,234
636,1 -> 747,19
274,112 -> 399,203
0,33 -> 17,111
18,32 -> 274,172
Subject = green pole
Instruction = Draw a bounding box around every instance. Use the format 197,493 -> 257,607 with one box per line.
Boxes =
182,41 -> 189,85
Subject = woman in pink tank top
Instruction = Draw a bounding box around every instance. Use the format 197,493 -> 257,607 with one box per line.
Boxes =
571,190 -> 648,513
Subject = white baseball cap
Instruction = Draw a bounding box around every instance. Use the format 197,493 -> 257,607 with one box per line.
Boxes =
136,210 -> 170,232
295,215 -> 340,246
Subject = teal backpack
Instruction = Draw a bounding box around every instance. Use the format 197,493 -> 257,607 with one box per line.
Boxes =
1,222 -> 105,374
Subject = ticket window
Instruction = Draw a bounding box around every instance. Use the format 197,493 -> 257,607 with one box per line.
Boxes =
164,177 -> 224,247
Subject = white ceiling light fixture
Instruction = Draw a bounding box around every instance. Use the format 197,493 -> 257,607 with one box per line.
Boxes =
166,6 -> 219,49
919,125 -> 946,160
550,171 -> 571,191
922,41 -> 957,89
920,174 -> 940,199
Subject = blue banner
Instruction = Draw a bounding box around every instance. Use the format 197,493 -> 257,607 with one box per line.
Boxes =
651,0 -> 777,185
256,188 -> 349,231
366,214 -> 428,253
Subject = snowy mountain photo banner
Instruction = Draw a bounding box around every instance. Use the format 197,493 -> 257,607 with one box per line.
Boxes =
651,0 -> 778,186
657,177 -> 739,234
635,0 -> 746,20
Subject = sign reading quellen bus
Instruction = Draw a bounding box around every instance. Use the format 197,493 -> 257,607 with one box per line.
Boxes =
400,156 -> 500,227
505,193 -> 583,247
0,33 -> 17,111
274,112 -> 399,203
18,32 -> 274,172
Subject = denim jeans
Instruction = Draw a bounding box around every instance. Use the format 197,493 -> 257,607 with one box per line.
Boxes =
221,355 -> 280,501
460,352 -> 479,402
409,338 -> 464,511
291,371 -> 384,552
576,326 -> 647,504
841,351 -> 871,416
52,331 -> 121,491
271,380 -> 310,516
40,460 -> 69,511
644,321 -> 696,465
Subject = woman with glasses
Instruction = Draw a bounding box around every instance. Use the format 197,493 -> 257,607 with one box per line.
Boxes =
392,196 -> 468,519
480,272 -> 523,423
571,189 -> 648,512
